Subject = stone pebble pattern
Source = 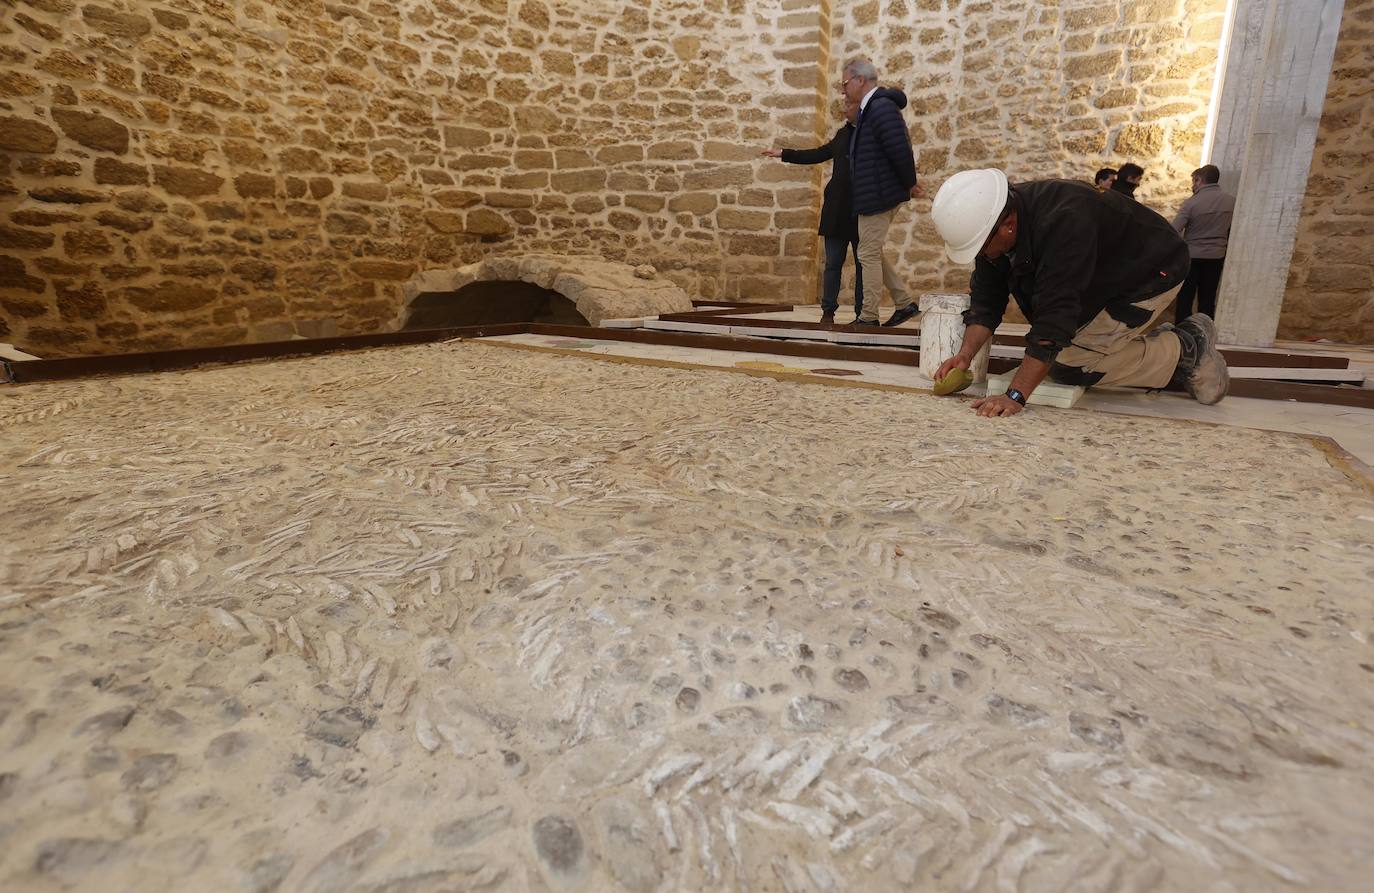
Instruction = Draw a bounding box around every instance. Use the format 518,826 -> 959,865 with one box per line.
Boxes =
2,342 -> 1373,891
0,0 -> 1293,360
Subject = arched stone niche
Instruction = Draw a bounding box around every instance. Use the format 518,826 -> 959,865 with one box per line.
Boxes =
396,255 -> 694,330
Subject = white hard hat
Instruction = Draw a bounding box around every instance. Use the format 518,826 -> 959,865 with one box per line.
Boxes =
931,169 -> 1009,264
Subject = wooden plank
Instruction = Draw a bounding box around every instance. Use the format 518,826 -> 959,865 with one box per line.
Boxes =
3,324 -> 532,383
642,319 -> 735,335
527,323 -> 939,368
1226,378 -> 1374,408
656,306 -> 1349,368
10,319 -> 1371,409
1228,366 -> 1365,382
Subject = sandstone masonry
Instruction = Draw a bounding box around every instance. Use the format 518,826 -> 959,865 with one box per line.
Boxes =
1279,0 -> 1374,344
0,0 -> 1367,356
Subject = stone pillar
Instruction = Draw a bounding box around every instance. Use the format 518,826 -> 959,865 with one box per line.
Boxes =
918,293 -> 991,382
1209,0 -> 1346,346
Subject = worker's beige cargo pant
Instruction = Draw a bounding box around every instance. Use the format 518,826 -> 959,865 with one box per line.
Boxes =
1050,284 -> 1184,388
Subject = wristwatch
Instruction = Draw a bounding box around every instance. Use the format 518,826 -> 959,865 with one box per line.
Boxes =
1005,388 -> 1028,406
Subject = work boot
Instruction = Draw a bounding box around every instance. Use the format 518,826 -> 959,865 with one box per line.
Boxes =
1170,313 -> 1229,404
820,310 -> 836,326
882,303 -> 919,327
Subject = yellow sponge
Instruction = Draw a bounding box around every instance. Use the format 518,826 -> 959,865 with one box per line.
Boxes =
932,366 -> 973,396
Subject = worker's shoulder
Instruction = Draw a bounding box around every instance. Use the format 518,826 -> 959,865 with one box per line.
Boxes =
1014,178 -> 1101,210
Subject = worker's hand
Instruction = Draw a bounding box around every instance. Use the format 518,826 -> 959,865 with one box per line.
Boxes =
761,148 -> 783,158
934,352 -> 970,382
910,183 -> 926,199
972,394 -> 1025,417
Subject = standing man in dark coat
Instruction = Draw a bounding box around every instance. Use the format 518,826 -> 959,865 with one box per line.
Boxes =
930,169 -> 1229,416
762,97 -> 863,325
840,57 -> 923,328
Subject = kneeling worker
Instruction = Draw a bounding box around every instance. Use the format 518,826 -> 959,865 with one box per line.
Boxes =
930,169 -> 1228,417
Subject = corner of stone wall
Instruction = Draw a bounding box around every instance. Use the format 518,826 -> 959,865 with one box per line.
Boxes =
1279,0 -> 1374,344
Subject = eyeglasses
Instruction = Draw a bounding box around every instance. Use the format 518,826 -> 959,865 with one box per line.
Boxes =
836,74 -> 862,91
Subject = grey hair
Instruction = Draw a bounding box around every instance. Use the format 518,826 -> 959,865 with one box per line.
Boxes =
842,57 -> 878,82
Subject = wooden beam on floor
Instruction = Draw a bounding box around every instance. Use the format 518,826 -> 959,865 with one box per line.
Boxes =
2,324 -> 531,383
650,307 -> 1352,369
7,321 -> 1373,409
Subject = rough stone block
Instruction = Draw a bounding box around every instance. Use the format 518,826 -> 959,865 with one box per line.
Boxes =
0,225 -> 57,250
153,165 -> 225,198
648,142 -> 697,161
433,190 -> 481,209
0,256 -> 45,294
668,193 -> 718,214
82,5 -> 152,39
350,260 -> 417,280
1305,264 -> 1373,291
624,194 -> 666,213
683,165 -> 752,190
342,182 -> 389,202
496,172 -> 545,191
233,173 -> 276,198
717,209 -> 771,231
596,145 -> 643,165
423,211 -> 465,234
551,170 -> 608,193
465,209 -> 511,236
0,116 -> 58,153
120,282 -> 218,313
62,228 -> 114,257
514,150 -> 554,170
54,280 -> 107,320
727,234 -> 781,256
555,149 -> 594,169
1064,50 -> 1121,80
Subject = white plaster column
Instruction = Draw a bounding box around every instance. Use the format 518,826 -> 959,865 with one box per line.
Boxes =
918,293 -> 991,382
1207,0 -> 1346,346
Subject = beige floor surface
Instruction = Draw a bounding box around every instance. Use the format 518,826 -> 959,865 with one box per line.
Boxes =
2,341 -> 1372,892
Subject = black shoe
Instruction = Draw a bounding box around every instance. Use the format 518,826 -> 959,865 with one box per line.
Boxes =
882,304 -> 919,327
820,311 -> 836,326
847,318 -> 881,329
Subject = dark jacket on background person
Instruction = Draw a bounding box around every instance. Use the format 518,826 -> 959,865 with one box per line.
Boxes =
781,123 -> 858,241
849,87 -> 917,216
964,179 -> 1190,365
1110,178 -> 1138,199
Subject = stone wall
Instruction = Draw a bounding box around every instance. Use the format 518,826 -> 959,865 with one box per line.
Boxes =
1279,0 -> 1374,344
831,0 -> 1228,299
0,0 -> 834,356
0,0 -> 1286,357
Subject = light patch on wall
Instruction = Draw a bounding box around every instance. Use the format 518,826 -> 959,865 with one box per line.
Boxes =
1202,0 -> 1240,164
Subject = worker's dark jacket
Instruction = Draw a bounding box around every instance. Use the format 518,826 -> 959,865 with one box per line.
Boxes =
782,123 -> 858,241
964,180 -> 1190,365
849,87 -> 917,216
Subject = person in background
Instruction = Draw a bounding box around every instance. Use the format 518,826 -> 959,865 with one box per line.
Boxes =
762,97 -> 863,326
840,56 -> 924,328
1111,162 -> 1144,199
1172,164 -> 1236,323
1094,167 -> 1117,191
